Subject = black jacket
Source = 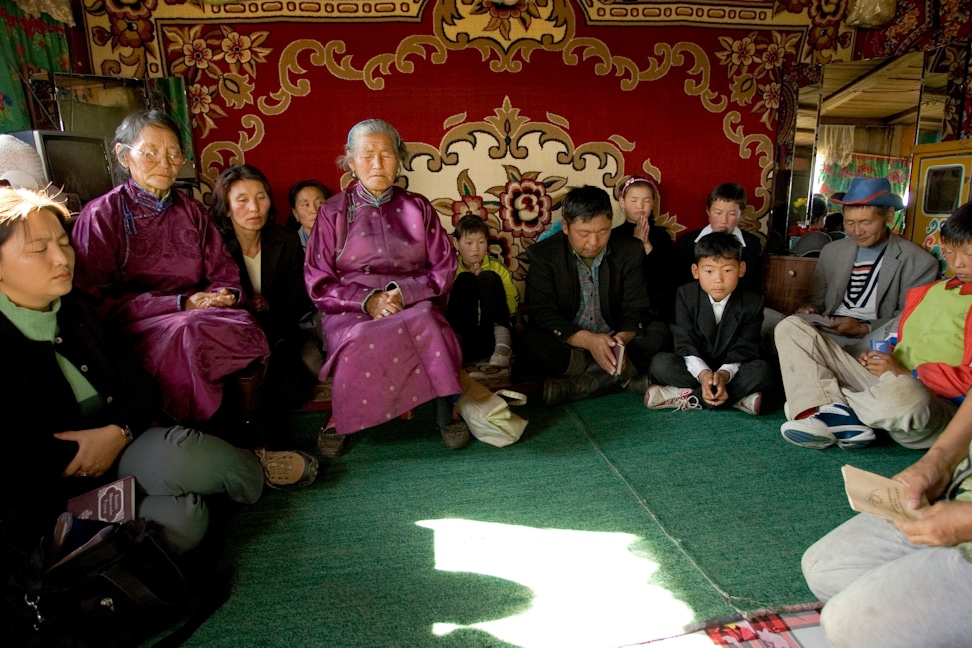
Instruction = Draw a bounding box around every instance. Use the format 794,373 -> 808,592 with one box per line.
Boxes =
0,293 -> 160,509
671,282 -> 764,367
524,230 -> 650,344
222,224 -> 313,345
613,220 -> 677,322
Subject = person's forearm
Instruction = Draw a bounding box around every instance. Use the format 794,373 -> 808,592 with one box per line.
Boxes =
924,388 -> 972,472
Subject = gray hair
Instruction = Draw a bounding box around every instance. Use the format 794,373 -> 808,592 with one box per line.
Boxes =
113,108 -> 183,177
336,119 -> 408,171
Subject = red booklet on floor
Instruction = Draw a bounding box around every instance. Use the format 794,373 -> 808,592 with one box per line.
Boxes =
66,475 -> 136,524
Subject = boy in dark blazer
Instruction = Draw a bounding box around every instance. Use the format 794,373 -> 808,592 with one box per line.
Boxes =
648,232 -> 774,414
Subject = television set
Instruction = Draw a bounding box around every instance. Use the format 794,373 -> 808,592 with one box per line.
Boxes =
9,130 -> 121,207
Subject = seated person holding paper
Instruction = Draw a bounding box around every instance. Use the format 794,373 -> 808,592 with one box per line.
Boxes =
647,232 -> 774,414
802,386 -> 972,647
793,176 -> 937,356
777,200 -> 972,451
0,188 -> 265,556
519,185 -> 666,405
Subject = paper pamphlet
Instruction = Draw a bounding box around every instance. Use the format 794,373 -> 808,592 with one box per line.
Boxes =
795,312 -> 836,328
841,465 -> 925,523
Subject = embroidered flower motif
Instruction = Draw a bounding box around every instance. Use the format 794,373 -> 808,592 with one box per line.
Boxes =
109,17 -> 154,49
103,0 -> 157,21
497,178 -> 553,237
730,37 -> 757,68
730,74 -> 758,106
219,73 -> 255,110
220,31 -> 253,66
471,0 -> 542,41
451,195 -> 488,226
183,38 -> 214,71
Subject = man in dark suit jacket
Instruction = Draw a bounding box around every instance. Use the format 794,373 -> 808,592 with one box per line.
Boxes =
520,185 -> 669,405
649,232 -> 774,414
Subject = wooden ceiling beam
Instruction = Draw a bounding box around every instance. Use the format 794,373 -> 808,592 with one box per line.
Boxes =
821,55 -> 921,115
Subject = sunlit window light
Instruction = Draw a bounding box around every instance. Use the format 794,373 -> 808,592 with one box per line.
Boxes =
417,518 -> 697,648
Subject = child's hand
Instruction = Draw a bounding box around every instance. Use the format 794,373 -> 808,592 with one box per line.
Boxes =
633,217 -> 654,254
469,262 -> 482,276
857,349 -> 908,377
698,369 -> 729,407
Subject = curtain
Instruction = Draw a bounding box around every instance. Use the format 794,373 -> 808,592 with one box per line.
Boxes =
0,0 -> 69,133
818,153 -> 912,233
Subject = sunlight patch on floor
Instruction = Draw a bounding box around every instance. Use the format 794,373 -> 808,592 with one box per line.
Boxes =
416,518 -> 696,648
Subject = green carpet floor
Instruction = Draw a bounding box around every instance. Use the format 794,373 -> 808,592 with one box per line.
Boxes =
177,393 -> 917,647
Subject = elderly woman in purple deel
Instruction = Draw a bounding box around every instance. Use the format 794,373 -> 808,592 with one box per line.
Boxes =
71,109 -> 271,430
306,119 -> 469,457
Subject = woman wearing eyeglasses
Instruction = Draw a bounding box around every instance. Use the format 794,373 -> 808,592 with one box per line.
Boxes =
71,109 -> 317,488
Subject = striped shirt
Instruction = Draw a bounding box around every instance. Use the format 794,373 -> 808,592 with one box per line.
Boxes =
834,241 -> 887,321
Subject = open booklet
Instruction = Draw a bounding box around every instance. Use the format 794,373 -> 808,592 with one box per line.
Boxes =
795,312 -> 836,328
842,465 -> 925,523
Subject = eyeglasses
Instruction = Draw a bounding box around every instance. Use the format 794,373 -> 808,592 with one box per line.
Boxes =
121,144 -> 186,166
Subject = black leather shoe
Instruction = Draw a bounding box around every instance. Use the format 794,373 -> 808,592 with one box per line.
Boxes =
624,374 -> 652,396
543,376 -> 589,406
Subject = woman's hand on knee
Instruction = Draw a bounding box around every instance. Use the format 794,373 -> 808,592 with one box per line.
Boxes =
55,425 -> 128,478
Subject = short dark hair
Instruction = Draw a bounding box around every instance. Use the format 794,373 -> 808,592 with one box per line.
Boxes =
288,180 -> 329,209
707,183 -> 747,211
453,214 -> 489,239
562,185 -> 612,225
210,164 -> 275,235
941,201 -> 972,247
694,231 -> 743,263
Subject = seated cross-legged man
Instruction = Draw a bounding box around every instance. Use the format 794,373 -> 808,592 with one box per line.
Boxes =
777,201 -> 972,451
519,185 -> 669,405
647,232 -> 774,414
792,176 -> 938,356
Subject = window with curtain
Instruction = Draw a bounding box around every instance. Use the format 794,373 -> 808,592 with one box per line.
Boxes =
0,0 -> 70,133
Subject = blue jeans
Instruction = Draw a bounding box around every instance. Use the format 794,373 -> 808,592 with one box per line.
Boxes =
118,426 -> 264,553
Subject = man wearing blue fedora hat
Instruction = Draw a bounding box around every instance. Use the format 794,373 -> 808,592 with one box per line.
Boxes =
774,181 -> 972,452
792,176 -> 937,355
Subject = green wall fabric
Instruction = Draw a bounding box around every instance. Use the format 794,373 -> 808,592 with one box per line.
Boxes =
0,0 -> 69,133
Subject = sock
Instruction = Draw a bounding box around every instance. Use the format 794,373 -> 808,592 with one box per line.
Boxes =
493,324 -> 512,355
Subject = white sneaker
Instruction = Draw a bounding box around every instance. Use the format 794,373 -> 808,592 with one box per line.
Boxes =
489,344 -> 512,368
780,403 -> 875,450
644,385 -> 701,411
733,392 -> 762,416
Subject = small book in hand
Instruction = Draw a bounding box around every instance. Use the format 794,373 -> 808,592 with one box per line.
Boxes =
66,475 -> 136,524
612,343 -> 626,376
841,465 -> 924,523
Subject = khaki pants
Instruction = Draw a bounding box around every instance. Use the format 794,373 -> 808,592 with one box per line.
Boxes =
776,316 -> 955,449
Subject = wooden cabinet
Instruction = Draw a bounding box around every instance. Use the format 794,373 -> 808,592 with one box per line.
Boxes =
763,255 -> 818,314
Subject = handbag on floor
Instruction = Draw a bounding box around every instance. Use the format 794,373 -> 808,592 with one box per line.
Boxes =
456,370 -> 528,447
5,515 -> 188,647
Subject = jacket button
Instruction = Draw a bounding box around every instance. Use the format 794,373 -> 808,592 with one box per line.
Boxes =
53,337 -> 62,344
106,396 -> 113,404
80,365 -> 89,372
